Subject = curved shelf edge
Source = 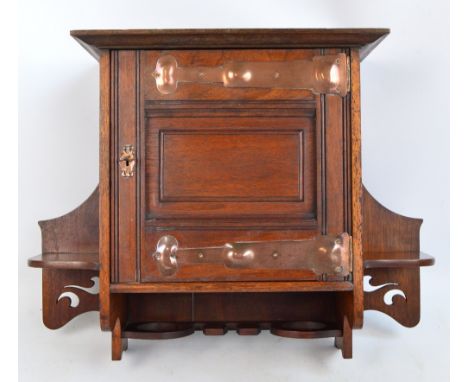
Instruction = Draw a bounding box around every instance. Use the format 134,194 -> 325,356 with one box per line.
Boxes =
28,253 -> 100,271
363,252 -> 434,270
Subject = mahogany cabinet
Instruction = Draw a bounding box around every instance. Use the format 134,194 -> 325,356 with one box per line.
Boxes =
28,29 -> 434,360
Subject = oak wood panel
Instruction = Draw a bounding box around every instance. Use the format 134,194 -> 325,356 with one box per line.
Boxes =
194,293 -> 338,323
318,48 -> 356,330
160,131 -> 302,201
127,294 -> 193,322
110,50 -> 118,285
39,188 -> 99,254
117,51 -> 138,282
362,187 -> 422,253
324,93 -> 345,234
99,50 -> 112,330
146,117 -> 314,218
313,48 -> 350,238
349,49 -> 364,328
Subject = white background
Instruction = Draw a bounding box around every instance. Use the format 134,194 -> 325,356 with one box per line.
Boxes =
18,1 -> 449,381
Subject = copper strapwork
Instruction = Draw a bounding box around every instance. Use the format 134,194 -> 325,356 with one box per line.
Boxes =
151,233 -> 352,279
152,53 -> 349,96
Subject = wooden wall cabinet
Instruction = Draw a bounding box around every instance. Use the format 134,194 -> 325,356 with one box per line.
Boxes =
28,29 -> 434,360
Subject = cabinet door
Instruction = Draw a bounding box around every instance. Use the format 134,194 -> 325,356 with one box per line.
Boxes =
112,49 -> 351,283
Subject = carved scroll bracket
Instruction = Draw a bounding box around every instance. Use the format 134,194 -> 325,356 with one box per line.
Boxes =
43,269 -> 99,329
363,269 -> 419,327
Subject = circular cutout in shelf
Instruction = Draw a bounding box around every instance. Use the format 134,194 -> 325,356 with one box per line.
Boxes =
271,321 -> 341,339
124,322 -> 194,340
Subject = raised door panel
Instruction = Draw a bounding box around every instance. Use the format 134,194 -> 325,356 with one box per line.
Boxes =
161,131 -> 302,202
144,101 -> 316,223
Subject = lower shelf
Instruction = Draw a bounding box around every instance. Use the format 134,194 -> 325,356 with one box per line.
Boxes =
122,321 -> 342,340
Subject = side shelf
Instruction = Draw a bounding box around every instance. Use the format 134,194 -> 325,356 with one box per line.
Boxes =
28,253 -> 99,271
364,252 -> 434,270
362,187 -> 434,327
28,188 -> 100,329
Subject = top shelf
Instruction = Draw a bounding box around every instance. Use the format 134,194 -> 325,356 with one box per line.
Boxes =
70,28 -> 390,61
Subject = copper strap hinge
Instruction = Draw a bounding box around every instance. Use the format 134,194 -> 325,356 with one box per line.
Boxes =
152,233 -> 352,280
152,53 -> 350,97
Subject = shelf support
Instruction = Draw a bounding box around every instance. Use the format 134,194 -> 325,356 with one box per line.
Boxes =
362,187 -> 434,327
28,188 -> 100,329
